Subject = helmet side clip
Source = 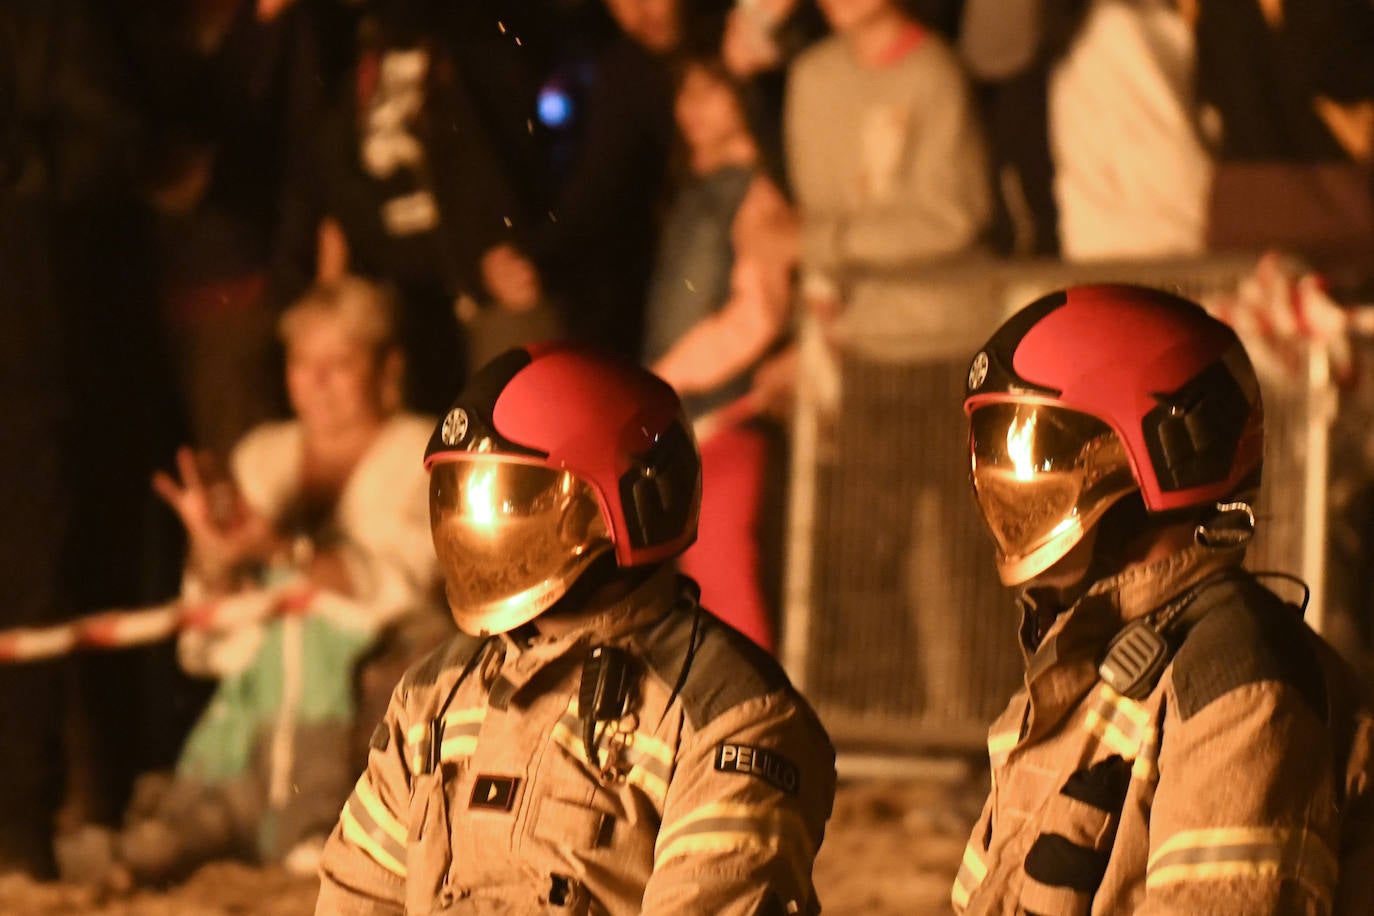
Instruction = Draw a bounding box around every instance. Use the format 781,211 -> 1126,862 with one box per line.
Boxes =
1142,360 -> 1253,493
620,422 -> 698,551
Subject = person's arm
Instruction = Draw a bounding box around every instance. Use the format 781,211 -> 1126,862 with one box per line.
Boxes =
652,177 -> 796,397
316,682 -> 414,915
1139,643 -> 1342,912
153,444 -> 280,596
639,692 -> 836,915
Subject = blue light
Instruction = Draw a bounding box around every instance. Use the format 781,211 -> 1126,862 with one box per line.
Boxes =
537,87 -> 573,128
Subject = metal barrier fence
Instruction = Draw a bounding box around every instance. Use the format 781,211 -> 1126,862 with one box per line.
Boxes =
781,256 -> 1332,760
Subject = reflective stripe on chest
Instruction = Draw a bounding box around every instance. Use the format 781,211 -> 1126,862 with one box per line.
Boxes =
1082,683 -> 1153,763
405,695 -> 676,809
987,684 -> 1160,777
963,683 -> 1164,908
548,697 -> 675,810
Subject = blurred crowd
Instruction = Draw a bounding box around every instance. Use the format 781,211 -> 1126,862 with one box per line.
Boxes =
3,0 -> 1373,885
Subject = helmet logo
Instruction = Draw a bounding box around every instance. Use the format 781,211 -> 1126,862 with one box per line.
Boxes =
968,351 -> 989,391
440,408 -> 469,446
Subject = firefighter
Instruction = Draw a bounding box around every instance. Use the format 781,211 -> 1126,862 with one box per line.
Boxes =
953,284 -> 1374,913
315,345 -> 836,914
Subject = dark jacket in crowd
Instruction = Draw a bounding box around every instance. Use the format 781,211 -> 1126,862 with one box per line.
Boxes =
0,0 -> 140,875
271,28 -> 526,413
527,35 -> 676,361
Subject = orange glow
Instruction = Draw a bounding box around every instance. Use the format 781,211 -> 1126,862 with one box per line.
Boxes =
465,464 -> 498,528
1006,411 -> 1037,481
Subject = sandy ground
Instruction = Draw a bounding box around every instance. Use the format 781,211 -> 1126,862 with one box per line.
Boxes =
0,774 -> 984,915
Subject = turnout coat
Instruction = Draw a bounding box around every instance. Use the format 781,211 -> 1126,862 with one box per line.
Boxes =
954,544 -> 1374,914
316,567 -> 836,915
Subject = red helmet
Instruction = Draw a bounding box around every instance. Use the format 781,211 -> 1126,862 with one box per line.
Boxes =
963,284 -> 1263,586
424,345 -> 701,634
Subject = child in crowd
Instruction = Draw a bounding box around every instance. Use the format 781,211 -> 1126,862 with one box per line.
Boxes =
643,54 -> 798,652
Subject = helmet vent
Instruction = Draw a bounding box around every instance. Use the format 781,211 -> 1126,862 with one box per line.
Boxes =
1142,361 -> 1252,492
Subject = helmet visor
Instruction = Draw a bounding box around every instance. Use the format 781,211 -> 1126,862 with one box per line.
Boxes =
429,457 -> 611,634
969,402 -> 1137,585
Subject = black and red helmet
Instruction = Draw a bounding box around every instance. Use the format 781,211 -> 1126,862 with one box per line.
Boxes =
424,345 -> 701,634
963,284 -> 1263,585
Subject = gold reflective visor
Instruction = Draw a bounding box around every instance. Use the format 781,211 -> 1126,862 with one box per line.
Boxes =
969,402 -> 1137,585
429,458 -> 611,634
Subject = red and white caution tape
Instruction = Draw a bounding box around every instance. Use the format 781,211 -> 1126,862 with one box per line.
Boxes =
0,582 -> 320,664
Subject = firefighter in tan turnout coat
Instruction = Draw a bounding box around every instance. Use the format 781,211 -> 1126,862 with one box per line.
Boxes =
315,345 -> 836,915
955,285 -> 1374,913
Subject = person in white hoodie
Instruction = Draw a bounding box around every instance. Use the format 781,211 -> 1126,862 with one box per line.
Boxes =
1049,0 -> 1212,260
60,276 -> 449,887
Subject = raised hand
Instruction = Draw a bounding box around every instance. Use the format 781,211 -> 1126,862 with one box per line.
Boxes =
152,446 -> 278,589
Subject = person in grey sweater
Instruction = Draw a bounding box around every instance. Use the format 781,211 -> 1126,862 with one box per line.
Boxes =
784,0 -> 991,313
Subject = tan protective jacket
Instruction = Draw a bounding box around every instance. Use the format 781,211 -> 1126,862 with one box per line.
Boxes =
954,545 -> 1374,914
316,567 -> 836,915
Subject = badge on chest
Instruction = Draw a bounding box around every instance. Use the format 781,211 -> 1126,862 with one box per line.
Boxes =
469,775 -> 521,812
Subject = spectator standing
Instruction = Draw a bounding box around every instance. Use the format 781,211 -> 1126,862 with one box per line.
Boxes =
271,1 -> 529,415
720,0 -> 829,199
783,0 -> 993,716
958,0 -> 1062,255
137,0 -> 326,456
0,0 -> 138,877
483,0 -> 681,362
643,56 -> 798,652
1049,0 -> 1211,261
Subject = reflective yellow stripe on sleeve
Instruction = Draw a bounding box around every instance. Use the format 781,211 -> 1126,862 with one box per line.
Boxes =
405,707 -> 486,773
655,802 -> 815,892
950,840 -> 989,909
340,774 -> 409,878
1147,826 -> 1338,904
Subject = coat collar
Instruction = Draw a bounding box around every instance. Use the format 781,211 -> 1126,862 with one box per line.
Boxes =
489,565 -> 681,701
1016,542 -> 1246,739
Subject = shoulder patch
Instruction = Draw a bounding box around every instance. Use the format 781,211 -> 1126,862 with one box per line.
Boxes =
403,632 -> 489,691
1171,579 -> 1326,721
640,607 -> 791,730
715,743 -> 800,796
